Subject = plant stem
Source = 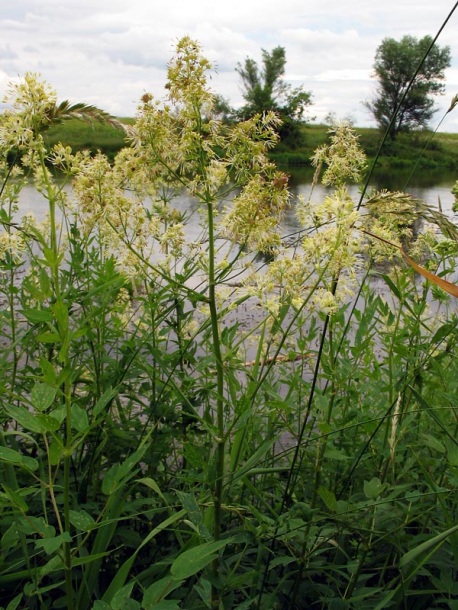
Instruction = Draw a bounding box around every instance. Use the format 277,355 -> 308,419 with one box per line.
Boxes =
206,198 -> 225,609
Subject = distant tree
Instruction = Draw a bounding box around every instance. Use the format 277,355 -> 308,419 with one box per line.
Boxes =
212,94 -> 237,123
236,47 -> 312,146
365,35 -> 451,140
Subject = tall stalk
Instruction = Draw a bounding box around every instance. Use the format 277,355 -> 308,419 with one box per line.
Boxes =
205,196 -> 226,609
38,143 -> 75,610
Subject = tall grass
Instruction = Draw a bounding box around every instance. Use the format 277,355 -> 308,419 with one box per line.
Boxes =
0,40 -> 458,610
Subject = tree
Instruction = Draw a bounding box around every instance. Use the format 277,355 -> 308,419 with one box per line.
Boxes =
236,46 -> 312,146
366,35 -> 451,139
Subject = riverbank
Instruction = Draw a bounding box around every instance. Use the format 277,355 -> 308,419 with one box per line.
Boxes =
42,119 -> 458,171
272,124 -> 458,172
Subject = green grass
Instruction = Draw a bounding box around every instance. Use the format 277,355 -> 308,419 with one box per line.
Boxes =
43,117 -> 134,161
44,119 -> 458,170
273,123 -> 458,171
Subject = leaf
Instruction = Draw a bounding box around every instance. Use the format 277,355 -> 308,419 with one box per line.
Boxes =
0,446 -> 38,471
72,551 -> 112,566
420,433 -> 445,454
176,490 -> 211,541
317,487 -> 337,512
170,539 -> 232,580
111,582 -> 140,610
6,404 -> 60,433
94,387 -> 117,417
400,250 -> 458,298
36,331 -> 60,344
2,485 -> 28,512
364,231 -> 458,298
69,509 -> 96,531
142,577 -> 183,608
143,603 -> 180,610
35,532 -> 71,555
400,523 -> 458,568
20,308 -> 53,323
431,322 -> 455,344
71,403 -> 89,433
102,509 -> 186,603
364,477 -> 384,500
137,477 -> 166,502
445,439 -> 458,466
4,593 -> 23,610
92,603 -> 112,610
102,446 -> 146,495
39,356 -> 58,385
31,382 -> 56,412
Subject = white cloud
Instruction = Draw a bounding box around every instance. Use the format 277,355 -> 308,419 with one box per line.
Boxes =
0,0 -> 457,129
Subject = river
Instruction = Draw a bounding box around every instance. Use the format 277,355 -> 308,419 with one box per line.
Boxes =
15,169 -> 458,233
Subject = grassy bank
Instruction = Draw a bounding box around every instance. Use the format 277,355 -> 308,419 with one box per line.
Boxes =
272,123 -> 458,171
43,117 -> 134,161
43,119 -> 458,172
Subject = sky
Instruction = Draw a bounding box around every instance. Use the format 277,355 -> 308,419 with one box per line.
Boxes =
1,0 -> 458,130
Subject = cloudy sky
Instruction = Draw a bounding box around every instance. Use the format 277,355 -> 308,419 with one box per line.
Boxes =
1,0 -> 458,130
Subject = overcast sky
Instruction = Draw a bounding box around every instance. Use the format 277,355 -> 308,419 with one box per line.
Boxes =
1,1 -> 458,130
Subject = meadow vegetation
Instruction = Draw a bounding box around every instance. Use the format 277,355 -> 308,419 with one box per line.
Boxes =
1,37 -> 458,610
42,120 -> 458,173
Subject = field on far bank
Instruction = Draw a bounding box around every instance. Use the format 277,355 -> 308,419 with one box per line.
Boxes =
44,119 -> 458,171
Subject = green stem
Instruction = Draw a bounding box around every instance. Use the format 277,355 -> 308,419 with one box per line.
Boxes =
206,199 -> 225,608
39,147 -> 74,610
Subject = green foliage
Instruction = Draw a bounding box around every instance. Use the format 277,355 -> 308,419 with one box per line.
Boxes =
0,37 -> 458,610
236,46 -> 312,147
365,35 -> 451,140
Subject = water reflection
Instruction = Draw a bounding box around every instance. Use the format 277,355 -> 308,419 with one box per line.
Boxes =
17,169 -> 457,230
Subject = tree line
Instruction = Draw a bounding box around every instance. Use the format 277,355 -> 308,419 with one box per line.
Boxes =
220,35 -> 451,145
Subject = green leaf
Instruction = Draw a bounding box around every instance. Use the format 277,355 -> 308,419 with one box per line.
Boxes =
420,433 -> 445,453
432,322 -> 454,344
176,490 -> 211,541
364,477 -> 384,500
37,331 -> 60,344
2,485 -> 29,512
69,509 -> 96,531
143,602 -> 180,610
52,300 -> 69,333
4,593 -> 23,610
94,387 -> 117,417
40,356 -> 58,385
72,551 -> 112,567
170,539 -> 232,580
102,446 -> 146,495
35,532 -> 71,555
400,524 -> 458,569
0,446 -> 38,471
20,308 -> 53,323
102,463 -> 120,496
17,516 -> 55,537
111,582 -> 139,610
6,404 -> 60,433
102,509 -> 187,604
142,577 -> 183,609
317,487 -> 337,512
92,602 -> 112,610
381,274 -> 401,299
31,382 -> 56,412
137,477 -> 166,502
445,438 -> 458,466
71,403 -> 89,432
